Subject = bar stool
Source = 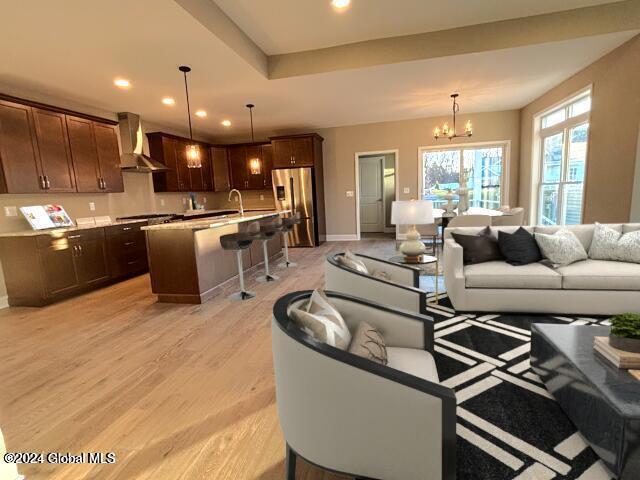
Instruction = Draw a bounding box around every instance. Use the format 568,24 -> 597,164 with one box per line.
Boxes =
249,222 -> 280,283
277,214 -> 300,268
220,232 -> 255,301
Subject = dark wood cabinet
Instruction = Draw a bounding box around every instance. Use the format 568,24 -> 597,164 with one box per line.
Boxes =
271,134 -> 322,168
31,109 -> 76,192
211,146 -> 230,192
246,145 -> 264,190
0,222 -> 149,307
149,133 -> 214,192
229,145 -> 249,190
227,142 -> 272,190
0,94 -> 123,194
262,144 -> 273,188
0,99 -> 44,193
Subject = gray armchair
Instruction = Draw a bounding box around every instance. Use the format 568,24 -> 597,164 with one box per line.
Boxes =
325,252 -> 428,315
272,290 -> 456,480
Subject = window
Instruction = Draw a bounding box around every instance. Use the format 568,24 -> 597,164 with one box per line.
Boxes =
420,143 -> 507,210
536,91 -> 590,225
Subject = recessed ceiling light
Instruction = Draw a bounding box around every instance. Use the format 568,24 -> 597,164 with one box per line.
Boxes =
162,97 -> 175,106
221,119 -> 232,127
195,110 -> 207,118
114,78 -> 131,89
331,0 -> 350,11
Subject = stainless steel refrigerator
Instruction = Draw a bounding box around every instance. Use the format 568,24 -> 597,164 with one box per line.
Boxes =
272,167 -> 322,247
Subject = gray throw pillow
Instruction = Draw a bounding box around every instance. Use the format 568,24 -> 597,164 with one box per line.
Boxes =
589,223 -> 640,263
348,320 -> 388,365
534,229 -> 588,266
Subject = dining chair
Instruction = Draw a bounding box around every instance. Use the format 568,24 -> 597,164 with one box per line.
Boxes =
491,207 -> 525,226
446,215 -> 491,228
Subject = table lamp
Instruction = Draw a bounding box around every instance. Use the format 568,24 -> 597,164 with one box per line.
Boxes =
391,200 -> 434,261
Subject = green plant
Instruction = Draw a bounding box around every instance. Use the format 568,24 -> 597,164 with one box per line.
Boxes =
610,313 -> 640,339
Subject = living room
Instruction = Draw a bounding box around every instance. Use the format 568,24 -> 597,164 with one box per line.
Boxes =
1,1 -> 640,480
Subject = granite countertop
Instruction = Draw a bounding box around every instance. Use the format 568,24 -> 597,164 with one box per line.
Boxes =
0,218 -> 148,238
142,210 -> 284,231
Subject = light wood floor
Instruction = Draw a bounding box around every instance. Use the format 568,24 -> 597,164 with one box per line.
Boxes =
0,239 -> 404,480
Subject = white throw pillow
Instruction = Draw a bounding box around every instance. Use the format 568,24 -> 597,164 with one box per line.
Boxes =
338,250 -> 369,274
534,229 -> 588,266
589,223 -> 640,263
290,289 -> 352,350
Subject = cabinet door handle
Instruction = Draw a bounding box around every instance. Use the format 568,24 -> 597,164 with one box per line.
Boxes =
127,260 -> 139,265
44,176 -> 51,189
68,235 -> 81,239
78,244 -> 83,255
101,178 -> 107,189
124,241 -> 136,246
122,227 -> 132,231
39,175 -> 45,190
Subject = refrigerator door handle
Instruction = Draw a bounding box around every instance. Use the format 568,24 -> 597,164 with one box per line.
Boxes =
290,176 -> 296,213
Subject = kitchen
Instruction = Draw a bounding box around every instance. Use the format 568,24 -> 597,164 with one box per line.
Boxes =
0,91 -> 326,308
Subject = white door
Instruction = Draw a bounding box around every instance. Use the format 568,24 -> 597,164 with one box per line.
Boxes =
359,156 -> 384,232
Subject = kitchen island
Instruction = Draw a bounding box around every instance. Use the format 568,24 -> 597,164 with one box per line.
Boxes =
142,210 -> 284,304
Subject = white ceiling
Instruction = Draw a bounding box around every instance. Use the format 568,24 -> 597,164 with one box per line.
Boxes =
0,1 -> 636,142
214,0 -> 622,55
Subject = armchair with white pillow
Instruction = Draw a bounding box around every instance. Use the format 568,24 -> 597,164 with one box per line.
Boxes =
272,290 -> 456,480
325,250 -> 428,314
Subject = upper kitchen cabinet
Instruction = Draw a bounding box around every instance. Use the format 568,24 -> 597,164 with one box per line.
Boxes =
0,94 -> 123,194
262,144 -> 273,188
31,109 -> 76,192
228,142 -> 273,190
66,116 -> 124,193
211,146 -> 230,192
228,145 -> 248,190
270,134 -> 323,168
0,99 -> 43,193
148,132 -> 213,192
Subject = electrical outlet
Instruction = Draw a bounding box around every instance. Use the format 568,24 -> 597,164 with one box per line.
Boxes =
89,202 -> 96,211
346,191 -> 354,197
182,197 -> 187,205
233,197 -> 238,203
260,194 -> 264,201
160,198 -> 165,207
4,206 -> 17,217
403,187 -> 410,194
203,197 -> 207,204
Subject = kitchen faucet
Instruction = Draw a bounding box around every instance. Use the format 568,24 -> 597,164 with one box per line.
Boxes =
228,189 -> 244,215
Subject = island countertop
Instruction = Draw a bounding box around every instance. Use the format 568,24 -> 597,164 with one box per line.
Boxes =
141,210 -> 285,232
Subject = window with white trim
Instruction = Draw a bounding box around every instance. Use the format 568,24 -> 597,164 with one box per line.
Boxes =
536,92 -> 591,225
420,143 -> 507,210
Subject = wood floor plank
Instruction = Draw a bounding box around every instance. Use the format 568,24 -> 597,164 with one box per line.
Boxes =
0,238 -> 403,479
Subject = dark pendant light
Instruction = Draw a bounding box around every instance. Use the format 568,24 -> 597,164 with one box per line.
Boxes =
179,65 -> 201,168
246,104 -> 261,175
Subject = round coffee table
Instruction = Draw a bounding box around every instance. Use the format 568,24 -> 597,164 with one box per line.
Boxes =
388,254 -> 439,303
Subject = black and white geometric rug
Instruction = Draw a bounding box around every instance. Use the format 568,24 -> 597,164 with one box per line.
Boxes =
426,293 -> 614,480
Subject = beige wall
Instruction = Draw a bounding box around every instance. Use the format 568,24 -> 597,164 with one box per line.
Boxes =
318,110 -> 521,236
519,35 -> 640,224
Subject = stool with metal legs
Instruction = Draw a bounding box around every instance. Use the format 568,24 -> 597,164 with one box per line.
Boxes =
220,232 -> 256,300
250,222 -> 280,283
277,213 -> 301,268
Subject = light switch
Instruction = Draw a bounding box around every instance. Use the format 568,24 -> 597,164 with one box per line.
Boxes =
260,194 -> 264,201
403,187 -> 410,194
346,191 -> 354,197
4,206 -> 17,217
89,202 -> 96,211
160,198 -> 165,207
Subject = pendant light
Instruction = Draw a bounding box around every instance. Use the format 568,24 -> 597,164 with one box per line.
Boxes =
179,65 -> 201,168
246,104 -> 262,175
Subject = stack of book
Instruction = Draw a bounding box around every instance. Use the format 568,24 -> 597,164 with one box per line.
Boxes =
594,336 -> 640,370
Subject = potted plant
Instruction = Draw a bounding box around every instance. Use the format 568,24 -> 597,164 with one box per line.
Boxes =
609,313 -> 640,353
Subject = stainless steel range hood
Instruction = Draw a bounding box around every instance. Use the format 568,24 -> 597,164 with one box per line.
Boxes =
118,112 -> 170,172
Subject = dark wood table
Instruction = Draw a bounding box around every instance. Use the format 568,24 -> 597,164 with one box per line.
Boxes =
530,324 -> 640,479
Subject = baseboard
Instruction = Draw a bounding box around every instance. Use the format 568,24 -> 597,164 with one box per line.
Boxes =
326,234 -> 359,241
0,295 -> 8,310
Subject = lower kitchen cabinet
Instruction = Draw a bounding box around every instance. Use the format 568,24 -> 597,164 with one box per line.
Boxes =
0,223 -> 149,307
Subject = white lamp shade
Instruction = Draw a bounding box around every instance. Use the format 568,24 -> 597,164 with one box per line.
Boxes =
391,200 -> 434,225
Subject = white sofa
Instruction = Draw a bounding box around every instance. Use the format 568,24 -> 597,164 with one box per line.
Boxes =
444,223 -> 640,315
272,290 -> 456,480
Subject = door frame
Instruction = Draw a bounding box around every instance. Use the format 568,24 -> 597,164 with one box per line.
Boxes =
354,149 -> 399,240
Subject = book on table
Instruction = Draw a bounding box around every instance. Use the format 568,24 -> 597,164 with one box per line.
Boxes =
593,336 -> 640,369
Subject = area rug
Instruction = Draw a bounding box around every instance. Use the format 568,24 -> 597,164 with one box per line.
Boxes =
426,294 -> 613,480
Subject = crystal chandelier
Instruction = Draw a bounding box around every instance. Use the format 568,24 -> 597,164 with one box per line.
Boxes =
434,93 -> 473,140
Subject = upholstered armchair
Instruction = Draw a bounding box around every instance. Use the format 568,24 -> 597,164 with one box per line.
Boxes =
272,290 -> 456,480
325,252 -> 428,314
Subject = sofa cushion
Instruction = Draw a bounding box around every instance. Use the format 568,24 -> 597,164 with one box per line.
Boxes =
451,226 -> 503,265
386,347 -> 439,382
498,227 -> 542,266
557,259 -> 640,291
534,229 -> 588,266
464,261 -> 562,289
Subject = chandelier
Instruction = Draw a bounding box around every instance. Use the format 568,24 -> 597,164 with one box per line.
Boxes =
246,104 -> 262,175
179,65 -> 202,168
434,93 -> 473,140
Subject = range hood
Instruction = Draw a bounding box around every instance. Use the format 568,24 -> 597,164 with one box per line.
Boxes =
118,112 -> 170,172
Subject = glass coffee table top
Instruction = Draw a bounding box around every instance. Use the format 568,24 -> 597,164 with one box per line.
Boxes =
388,254 -> 437,265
